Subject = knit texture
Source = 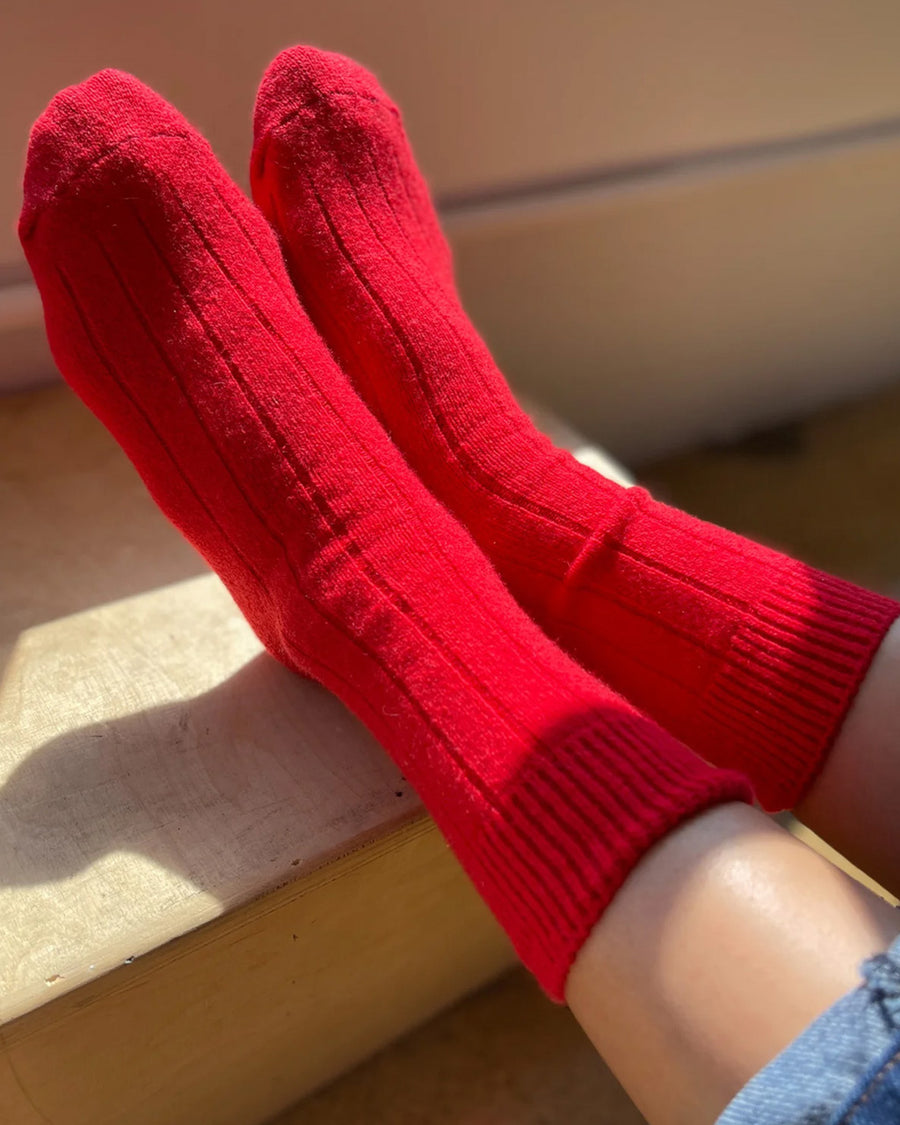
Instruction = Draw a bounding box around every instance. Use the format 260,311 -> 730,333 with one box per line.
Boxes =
252,45 -> 900,812
20,70 -> 750,1000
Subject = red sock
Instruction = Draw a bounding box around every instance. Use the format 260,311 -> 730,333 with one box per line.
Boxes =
21,71 -> 748,1000
252,46 -> 900,813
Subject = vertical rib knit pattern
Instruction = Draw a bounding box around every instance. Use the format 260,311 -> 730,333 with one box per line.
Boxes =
20,70 -> 750,1000
252,45 -> 900,812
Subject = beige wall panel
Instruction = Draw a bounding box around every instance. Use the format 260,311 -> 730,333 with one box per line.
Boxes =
451,141 -> 900,464
5,2 -> 900,265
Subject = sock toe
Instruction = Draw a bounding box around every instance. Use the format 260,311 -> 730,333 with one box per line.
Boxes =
253,45 -> 395,145
20,69 -> 193,241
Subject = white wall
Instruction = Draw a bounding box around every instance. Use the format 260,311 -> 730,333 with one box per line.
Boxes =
5,1 -> 900,459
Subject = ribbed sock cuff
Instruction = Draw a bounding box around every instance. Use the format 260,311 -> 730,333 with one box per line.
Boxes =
701,564 -> 899,811
474,711 -> 753,1000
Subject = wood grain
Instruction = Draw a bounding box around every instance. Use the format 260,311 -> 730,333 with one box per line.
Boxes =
1,571 -> 428,1021
0,819 -> 514,1125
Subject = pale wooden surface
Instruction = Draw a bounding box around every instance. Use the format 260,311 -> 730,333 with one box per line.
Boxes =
0,384 -> 638,1123
0,384 -> 521,1123
0,820 -> 514,1125
1,571 -> 427,1022
0,387 -> 624,662
0,383 -> 505,1018
0,386 -> 206,656
0,378 -> 631,1028
3,365 -> 898,1125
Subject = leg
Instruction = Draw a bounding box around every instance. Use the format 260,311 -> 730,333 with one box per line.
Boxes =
568,803 -> 900,1125
795,616 -> 900,897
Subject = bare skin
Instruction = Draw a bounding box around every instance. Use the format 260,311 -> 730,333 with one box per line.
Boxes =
795,616 -> 900,898
567,804 -> 899,1125
565,619 -> 900,1125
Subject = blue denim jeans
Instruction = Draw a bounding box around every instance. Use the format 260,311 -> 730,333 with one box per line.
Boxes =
718,934 -> 900,1125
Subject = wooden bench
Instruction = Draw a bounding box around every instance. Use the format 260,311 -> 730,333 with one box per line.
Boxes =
0,385 -> 630,1125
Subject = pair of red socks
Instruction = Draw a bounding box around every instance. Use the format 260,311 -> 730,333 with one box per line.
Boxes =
21,48 -> 898,999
